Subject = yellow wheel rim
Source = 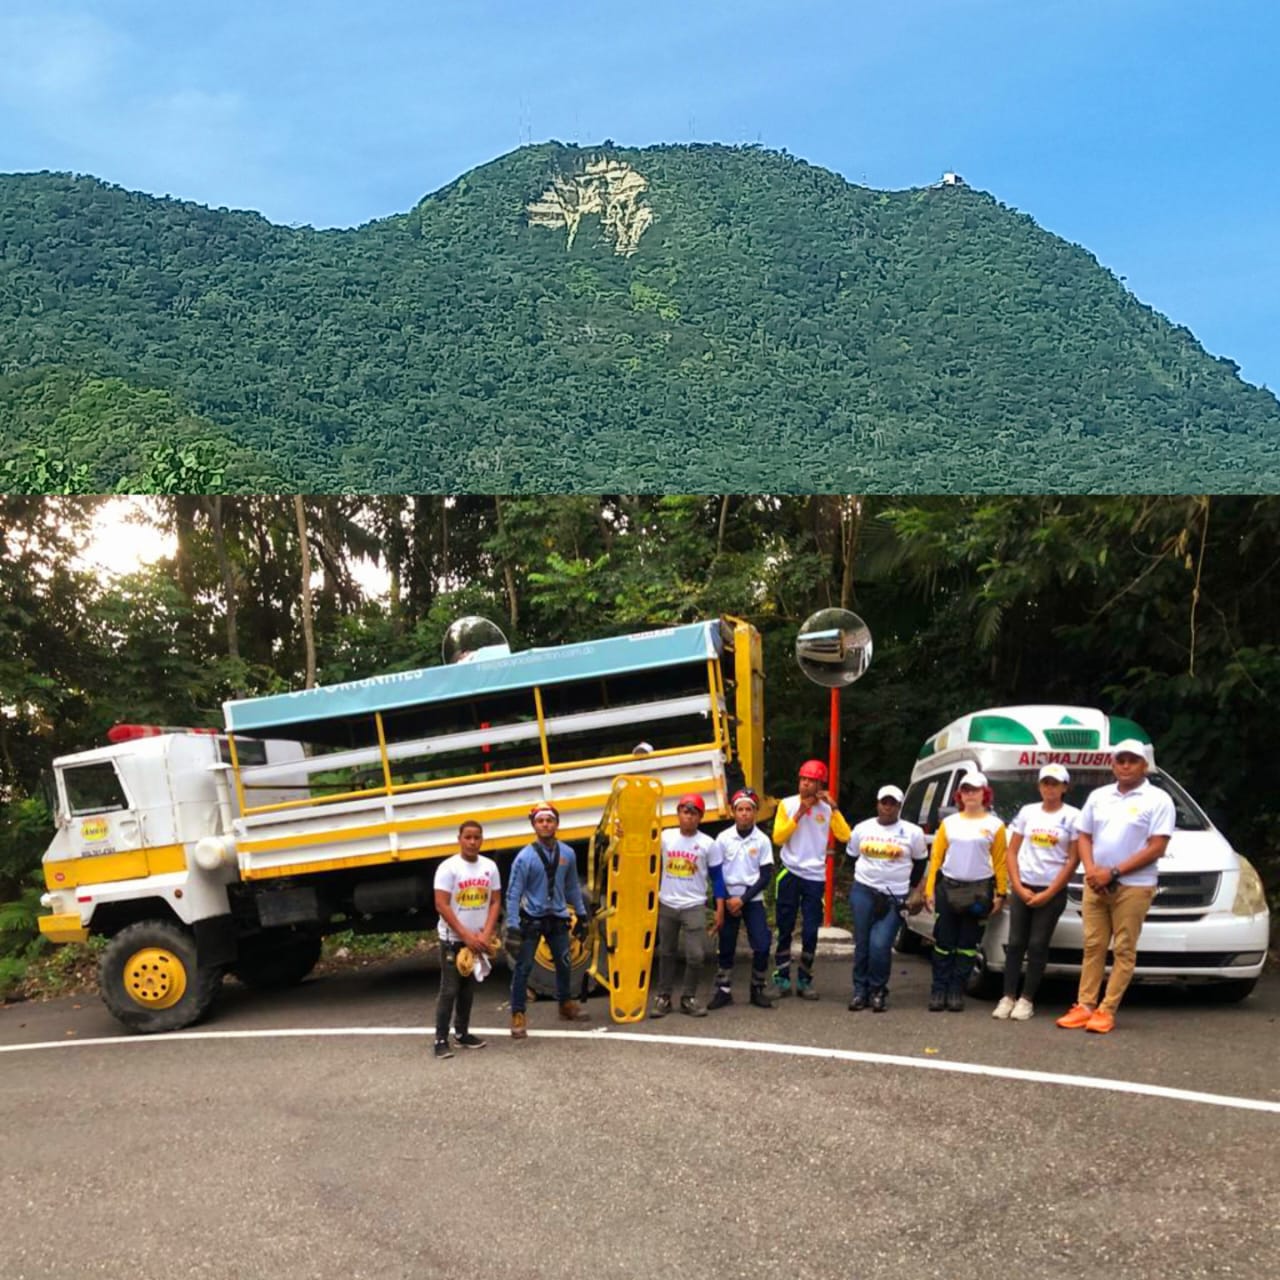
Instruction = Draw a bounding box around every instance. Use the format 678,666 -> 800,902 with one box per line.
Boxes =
123,947 -> 188,1010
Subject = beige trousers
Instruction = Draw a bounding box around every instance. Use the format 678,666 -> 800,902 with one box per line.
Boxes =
1078,884 -> 1157,1014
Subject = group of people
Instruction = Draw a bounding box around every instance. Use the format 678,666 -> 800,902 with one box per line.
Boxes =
428,741 -> 1175,1057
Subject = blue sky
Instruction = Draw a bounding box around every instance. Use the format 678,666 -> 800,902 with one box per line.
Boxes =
1,0 -> 1276,390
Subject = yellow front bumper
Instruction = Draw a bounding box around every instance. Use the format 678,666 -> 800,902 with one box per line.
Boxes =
38,914 -> 90,944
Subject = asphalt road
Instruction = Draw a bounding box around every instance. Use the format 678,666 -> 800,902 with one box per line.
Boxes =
3,953 -> 1278,1280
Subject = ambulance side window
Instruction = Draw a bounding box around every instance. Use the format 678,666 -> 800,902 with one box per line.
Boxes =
63,762 -> 129,815
905,771 -> 958,835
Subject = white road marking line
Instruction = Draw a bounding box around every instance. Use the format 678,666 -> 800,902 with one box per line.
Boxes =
3,1024 -> 1278,1114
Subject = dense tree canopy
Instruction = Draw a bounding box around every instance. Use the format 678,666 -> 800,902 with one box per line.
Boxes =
1,495 -> 1276,986
1,144 -> 1277,492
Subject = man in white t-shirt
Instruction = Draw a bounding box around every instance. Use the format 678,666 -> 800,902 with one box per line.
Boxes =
432,820 -> 502,1059
846,784 -> 927,1012
652,793 -> 715,1018
1057,740 -> 1176,1035
771,759 -> 852,1000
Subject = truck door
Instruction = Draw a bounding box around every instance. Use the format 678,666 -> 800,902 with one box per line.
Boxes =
58,759 -> 142,858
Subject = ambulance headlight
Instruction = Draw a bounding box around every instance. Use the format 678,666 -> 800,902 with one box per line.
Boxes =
1231,858 -> 1268,917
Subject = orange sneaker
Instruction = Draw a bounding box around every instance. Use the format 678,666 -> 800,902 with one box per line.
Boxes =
1085,1009 -> 1116,1034
1056,1003 -> 1095,1029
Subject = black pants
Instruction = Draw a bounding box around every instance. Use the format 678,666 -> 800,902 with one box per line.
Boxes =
435,941 -> 476,1041
930,878 -> 989,996
1002,885 -> 1068,1000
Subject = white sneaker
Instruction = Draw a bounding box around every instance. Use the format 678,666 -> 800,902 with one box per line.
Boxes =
1010,997 -> 1035,1021
991,996 -> 1016,1020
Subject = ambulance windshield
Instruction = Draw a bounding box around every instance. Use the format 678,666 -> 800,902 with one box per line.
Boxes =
985,769 -> 1208,831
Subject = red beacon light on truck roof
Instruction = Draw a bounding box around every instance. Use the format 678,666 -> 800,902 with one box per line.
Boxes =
106,724 -> 219,743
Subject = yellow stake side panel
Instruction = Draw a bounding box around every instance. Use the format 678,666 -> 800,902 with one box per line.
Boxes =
589,775 -> 663,1024
43,844 -> 187,891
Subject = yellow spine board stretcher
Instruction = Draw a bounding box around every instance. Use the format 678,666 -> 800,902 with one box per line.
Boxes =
588,775 -> 663,1023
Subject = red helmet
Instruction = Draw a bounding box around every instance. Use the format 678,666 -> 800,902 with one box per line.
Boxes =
676,793 -> 705,814
730,788 -> 760,809
529,802 -> 559,823
798,759 -> 829,783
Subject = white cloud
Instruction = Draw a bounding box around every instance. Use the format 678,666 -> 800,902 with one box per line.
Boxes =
0,12 -> 120,102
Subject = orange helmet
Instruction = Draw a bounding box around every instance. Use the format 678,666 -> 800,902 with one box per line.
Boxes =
798,759 -> 829,784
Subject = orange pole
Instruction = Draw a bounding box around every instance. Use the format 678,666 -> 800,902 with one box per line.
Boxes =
825,686 -> 841,926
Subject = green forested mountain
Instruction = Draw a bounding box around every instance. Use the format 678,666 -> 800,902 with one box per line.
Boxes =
0,143 -> 1276,492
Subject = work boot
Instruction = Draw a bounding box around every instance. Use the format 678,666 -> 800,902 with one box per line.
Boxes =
796,974 -> 819,1001
870,990 -> 888,1013
559,1000 -> 591,1023
749,985 -> 776,1009
679,996 -> 708,1018
848,993 -> 867,1012
707,987 -> 733,1010
773,970 -> 793,997
650,994 -> 673,1019
945,990 -> 965,1013
928,991 -> 946,1012
511,1011 -> 528,1039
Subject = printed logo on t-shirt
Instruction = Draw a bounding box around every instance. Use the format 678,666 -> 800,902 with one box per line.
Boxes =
454,876 -> 493,909
860,838 -> 904,860
665,852 -> 699,878
1028,829 -> 1060,849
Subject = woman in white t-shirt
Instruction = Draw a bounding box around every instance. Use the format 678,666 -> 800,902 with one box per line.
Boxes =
992,764 -> 1080,1022
923,770 -> 1008,1012
845,784 -> 927,1012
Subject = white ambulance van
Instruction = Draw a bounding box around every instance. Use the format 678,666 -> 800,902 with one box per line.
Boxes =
899,705 -> 1270,1001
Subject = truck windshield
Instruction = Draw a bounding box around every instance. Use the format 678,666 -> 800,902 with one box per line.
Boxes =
985,770 -> 1208,832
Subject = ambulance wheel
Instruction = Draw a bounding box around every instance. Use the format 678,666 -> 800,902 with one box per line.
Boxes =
231,930 -> 323,990
894,922 -> 926,955
965,954 -> 1001,999
527,918 -> 593,999
1202,978 -> 1258,1004
100,920 -> 223,1034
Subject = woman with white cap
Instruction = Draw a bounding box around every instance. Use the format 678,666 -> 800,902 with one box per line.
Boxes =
923,771 -> 1008,1011
845,784 -> 928,1012
992,764 -> 1080,1022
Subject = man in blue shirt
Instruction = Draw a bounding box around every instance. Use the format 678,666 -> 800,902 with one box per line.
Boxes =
505,802 -> 592,1038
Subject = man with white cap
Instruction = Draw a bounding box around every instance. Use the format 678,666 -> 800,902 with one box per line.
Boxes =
845,785 -> 927,1012
505,801 -> 592,1038
992,764 -> 1080,1022
1057,739 -> 1175,1034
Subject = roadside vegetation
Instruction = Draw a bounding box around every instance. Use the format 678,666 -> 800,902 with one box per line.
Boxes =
2,494 -> 1277,998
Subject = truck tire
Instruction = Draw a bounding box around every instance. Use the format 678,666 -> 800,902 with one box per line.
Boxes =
527,918 -> 593,999
100,920 -> 224,1034
230,930 -> 323,990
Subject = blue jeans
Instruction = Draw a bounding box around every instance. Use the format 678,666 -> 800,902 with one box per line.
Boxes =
510,915 -> 571,1013
774,870 -> 825,978
717,898 -> 772,971
849,881 -> 902,998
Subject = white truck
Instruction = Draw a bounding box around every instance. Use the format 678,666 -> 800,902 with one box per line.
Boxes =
37,618 -> 766,1032
898,705 -> 1270,1000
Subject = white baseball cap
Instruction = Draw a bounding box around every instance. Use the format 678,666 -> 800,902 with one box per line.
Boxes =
958,770 -> 988,788
877,785 -> 905,803
1038,763 -> 1070,783
1112,739 -> 1150,761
